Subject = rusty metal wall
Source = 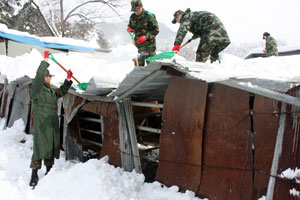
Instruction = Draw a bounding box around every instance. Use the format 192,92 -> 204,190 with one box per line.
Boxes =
253,96 -> 279,198
81,101 -> 121,167
198,83 -> 253,199
156,77 -> 208,192
273,86 -> 300,200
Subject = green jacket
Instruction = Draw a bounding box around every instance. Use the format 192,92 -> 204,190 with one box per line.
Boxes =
174,8 -> 230,46
128,9 -> 159,53
265,36 -> 278,56
30,61 -> 72,161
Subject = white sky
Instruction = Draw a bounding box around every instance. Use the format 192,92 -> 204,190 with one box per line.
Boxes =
127,0 -> 300,44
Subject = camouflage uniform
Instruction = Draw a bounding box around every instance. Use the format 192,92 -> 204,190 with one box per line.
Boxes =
128,0 -> 159,66
265,35 -> 278,57
173,8 -> 230,63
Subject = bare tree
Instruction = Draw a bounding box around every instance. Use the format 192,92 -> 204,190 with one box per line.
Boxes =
31,0 -> 126,37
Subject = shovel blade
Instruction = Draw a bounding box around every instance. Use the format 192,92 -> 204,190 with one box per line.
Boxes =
77,82 -> 88,91
146,51 -> 176,62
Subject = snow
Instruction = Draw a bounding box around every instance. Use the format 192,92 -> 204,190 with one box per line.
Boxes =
0,119 -> 202,200
290,188 -> 300,197
1,46 -> 300,91
280,168 -> 300,183
0,46 -> 136,90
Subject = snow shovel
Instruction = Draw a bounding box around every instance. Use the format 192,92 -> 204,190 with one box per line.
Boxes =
145,36 -> 198,62
128,31 -> 139,66
49,53 -> 88,91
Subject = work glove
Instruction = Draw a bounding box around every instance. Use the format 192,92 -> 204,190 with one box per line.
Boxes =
127,26 -> 133,33
137,36 -> 146,44
263,49 -> 266,53
172,44 -> 181,52
67,69 -> 73,80
44,50 -> 50,59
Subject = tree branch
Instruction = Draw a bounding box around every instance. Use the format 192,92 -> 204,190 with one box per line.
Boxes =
30,0 -> 58,36
64,0 -> 118,22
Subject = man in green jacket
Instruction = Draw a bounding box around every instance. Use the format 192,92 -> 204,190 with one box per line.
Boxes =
127,0 -> 159,66
29,51 -> 73,187
172,8 -> 231,63
263,32 -> 278,57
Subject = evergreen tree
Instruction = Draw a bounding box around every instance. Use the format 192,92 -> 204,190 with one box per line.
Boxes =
11,2 -> 53,37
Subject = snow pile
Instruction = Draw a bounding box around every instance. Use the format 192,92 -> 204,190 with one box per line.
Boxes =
0,46 -> 136,89
0,119 -> 202,200
1,47 -> 300,91
174,54 -> 300,83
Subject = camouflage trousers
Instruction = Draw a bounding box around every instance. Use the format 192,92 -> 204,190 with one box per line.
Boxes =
30,157 -> 54,169
266,51 -> 278,57
196,40 -> 230,63
133,51 -> 156,67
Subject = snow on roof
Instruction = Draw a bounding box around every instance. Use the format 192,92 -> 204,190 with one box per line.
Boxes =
0,24 -> 98,52
247,44 -> 300,56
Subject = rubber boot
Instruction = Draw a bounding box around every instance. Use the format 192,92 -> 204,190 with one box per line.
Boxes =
29,169 -> 39,187
45,165 -> 52,175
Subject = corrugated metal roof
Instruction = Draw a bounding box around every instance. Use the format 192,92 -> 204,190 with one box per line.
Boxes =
108,62 -> 172,101
79,60 -> 300,107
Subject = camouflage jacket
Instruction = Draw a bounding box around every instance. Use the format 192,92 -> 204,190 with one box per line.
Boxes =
265,36 -> 278,56
128,9 -> 159,52
174,8 -> 230,45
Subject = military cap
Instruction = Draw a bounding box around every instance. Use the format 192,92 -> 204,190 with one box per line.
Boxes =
131,0 -> 143,11
263,32 -> 270,39
45,69 -> 54,77
172,10 -> 184,24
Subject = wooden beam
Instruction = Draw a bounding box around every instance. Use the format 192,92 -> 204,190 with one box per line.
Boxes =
218,79 -> 300,107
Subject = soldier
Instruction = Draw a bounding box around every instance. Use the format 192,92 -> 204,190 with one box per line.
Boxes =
263,32 -> 278,57
172,8 -> 231,63
127,0 -> 159,66
29,51 -> 73,188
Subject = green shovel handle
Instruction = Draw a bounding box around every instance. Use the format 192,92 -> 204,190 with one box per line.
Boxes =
128,31 -> 135,39
188,36 -> 198,43
49,53 -> 57,63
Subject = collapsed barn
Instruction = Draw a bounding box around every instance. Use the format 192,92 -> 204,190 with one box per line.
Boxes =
1,59 -> 300,200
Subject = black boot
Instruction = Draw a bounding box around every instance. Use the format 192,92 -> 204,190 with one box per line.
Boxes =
29,169 -> 39,187
45,165 -> 52,175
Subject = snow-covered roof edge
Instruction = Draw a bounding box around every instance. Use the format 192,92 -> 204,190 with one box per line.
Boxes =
0,24 -> 98,52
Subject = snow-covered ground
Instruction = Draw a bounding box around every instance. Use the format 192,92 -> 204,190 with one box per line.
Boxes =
0,119 -> 202,200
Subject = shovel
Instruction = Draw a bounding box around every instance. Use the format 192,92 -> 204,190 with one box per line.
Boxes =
128,32 -> 139,66
49,53 -> 88,91
145,36 -> 198,62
